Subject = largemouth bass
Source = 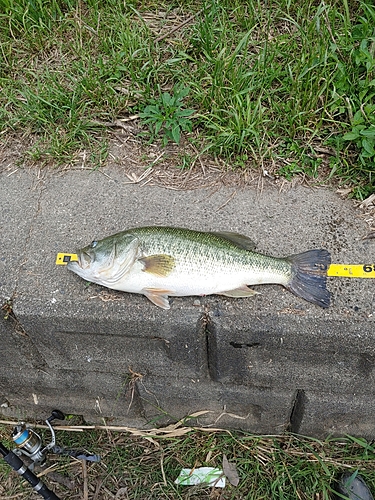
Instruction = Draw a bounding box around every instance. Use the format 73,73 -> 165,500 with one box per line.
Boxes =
67,226 -> 331,309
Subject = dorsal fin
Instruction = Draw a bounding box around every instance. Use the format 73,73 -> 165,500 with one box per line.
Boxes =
210,231 -> 256,251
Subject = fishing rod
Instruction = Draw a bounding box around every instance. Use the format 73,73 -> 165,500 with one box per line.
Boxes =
0,442 -> 61,500
1,409 -> 100,499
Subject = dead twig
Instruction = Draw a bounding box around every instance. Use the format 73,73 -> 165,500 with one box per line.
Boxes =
155,9 -> 203,43
216,190 -> 237,211
126,367 -> 144,414
89,116 -> 139,128
82,460 -> 89,500
160,451 -> 167,486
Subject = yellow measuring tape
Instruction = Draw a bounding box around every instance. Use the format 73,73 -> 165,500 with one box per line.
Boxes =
56,253 -> 78,265
56,253 -> 375,278
327,264 -> 375,278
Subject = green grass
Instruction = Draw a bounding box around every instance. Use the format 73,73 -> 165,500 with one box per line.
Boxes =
1,420 -> 375,499
1,0 -> 375,197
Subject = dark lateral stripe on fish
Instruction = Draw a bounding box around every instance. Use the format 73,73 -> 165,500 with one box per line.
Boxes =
287,249 -> 331,308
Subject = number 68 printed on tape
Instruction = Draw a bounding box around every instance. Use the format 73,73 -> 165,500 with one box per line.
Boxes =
327,264 -> 375,278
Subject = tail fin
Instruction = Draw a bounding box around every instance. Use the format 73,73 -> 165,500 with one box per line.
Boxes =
287,249 -> 331,308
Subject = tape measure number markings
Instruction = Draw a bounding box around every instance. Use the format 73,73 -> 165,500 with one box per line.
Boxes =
327,264 -> 375,278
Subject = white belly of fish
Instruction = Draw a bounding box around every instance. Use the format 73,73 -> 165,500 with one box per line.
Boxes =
101,258 -> 289,297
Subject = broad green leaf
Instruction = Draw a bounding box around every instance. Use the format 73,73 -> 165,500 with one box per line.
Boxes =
180,119 -> 193,132
362,138 -> 375,156
154,120 -> 163,135
343,131 -> 360,140
360,128 -> 375,139
161,92 -> 172,107
364,103 -> 375,114
175,86 -> 190,99
353,110 -> 365,125
165,118 -> 174,128
171,124 -> 181,144
176,108 -> 195,117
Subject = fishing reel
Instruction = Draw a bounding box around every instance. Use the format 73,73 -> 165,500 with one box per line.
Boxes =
0,409 -> 100,500
12,409 -> 65,467
11,409 -> 100,469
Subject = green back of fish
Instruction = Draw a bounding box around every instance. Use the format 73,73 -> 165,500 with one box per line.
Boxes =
113,226 -> 290,276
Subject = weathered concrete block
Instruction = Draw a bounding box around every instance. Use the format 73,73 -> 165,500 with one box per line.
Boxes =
0,367 -> 146,425
0,317 -> 35,370
2,166 -> 375,436
15,302 -> 208,379
207,311 -> 375,394
136,375 -> 294,433
0,170 -> 41,303
295,390 -> 375,439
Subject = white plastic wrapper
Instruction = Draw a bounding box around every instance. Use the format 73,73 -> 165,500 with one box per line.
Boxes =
174,467 -> 226,488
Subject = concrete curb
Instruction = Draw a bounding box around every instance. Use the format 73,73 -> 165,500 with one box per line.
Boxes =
1,167 -> 374,437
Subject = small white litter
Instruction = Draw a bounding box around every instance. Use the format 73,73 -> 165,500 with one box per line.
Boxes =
174,467 -> 226,488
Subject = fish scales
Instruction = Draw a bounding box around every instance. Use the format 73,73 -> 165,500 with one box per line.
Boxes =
129,226 -> 288,275
67,226 -> 331,309
125,227 -> 291,287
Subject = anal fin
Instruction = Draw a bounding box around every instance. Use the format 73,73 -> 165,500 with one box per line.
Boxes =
143,288 -> 172,309
219,286 -> 259,298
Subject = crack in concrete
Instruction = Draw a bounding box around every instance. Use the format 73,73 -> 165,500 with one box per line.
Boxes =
5,172 -> 50,371
200,311 -> 219,381
229,341 -> 261,349
288,389 -> 306,433
2,302 -> 49,371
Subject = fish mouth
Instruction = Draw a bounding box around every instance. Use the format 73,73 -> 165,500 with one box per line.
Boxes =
67,251 -> 88,270
78,250 -> 94,269
67,258 -> 80,271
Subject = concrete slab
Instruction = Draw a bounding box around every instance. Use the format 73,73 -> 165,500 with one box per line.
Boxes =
1,165 -> 375,435
136,375 -> 294,433
0,367 -> 146,426
208,312 -> 375,394
0,318 -> 35,371
13,167 -> 375,315
25,312 -> 207,378
0,169 -> 42,303
297,390 -> 375,439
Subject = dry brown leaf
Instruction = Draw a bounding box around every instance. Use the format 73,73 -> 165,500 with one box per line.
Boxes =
222,454 -> 240,487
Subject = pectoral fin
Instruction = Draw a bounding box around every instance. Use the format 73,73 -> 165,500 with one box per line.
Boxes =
219,286 -> 259,298
139,254 -> 175,277
143,288 -> 172,309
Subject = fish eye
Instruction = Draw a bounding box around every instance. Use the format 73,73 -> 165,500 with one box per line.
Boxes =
91,240 -> 98,248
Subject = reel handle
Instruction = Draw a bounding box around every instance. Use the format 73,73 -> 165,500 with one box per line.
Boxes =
47,410 -> 65,422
